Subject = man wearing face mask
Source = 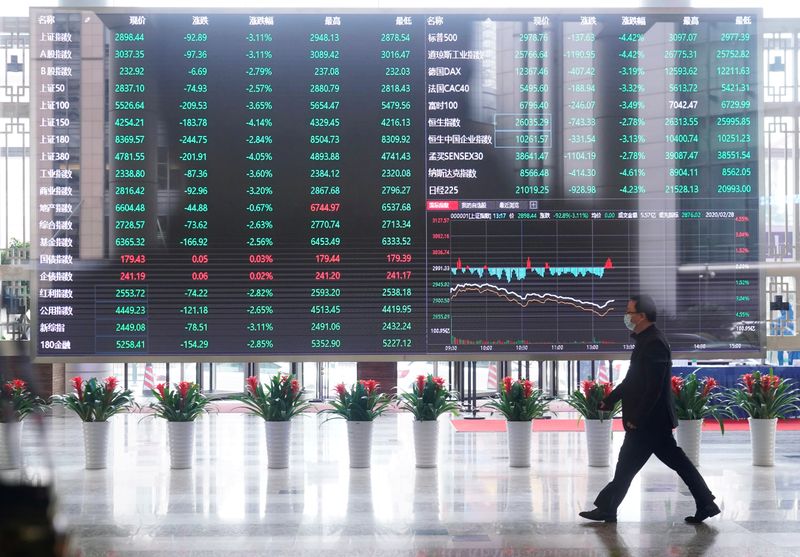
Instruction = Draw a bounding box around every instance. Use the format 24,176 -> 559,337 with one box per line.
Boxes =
579,294 -> 720,524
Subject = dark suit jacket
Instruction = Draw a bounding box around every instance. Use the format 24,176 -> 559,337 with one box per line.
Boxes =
603,324 -> 677,432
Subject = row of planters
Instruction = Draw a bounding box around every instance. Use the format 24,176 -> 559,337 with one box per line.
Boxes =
1,370 -> 798,470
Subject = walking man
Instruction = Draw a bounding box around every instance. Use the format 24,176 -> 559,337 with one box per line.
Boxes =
579,294 -> 720,523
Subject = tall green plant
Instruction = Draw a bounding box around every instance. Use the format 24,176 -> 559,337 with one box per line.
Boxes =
725,370 -> 800,419
564,380 -> 620,421
149,382 -> 210,422
396,374 -> 459,421
234,374 -> 311,421
52,376 -> 135,422
485,377 -> 549,421
321,380 -> 391,422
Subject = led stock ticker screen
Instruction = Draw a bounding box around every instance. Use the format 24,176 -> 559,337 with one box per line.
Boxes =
33,9 -> 761,359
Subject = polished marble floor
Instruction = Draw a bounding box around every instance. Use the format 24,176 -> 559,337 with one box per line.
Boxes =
4,412 -> 800,557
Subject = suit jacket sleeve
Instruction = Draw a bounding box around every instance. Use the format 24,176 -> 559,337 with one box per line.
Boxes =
629,338 -> 671,426
602,380 -> 625,407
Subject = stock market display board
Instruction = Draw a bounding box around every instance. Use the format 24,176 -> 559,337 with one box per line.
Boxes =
32,9 -> 761,359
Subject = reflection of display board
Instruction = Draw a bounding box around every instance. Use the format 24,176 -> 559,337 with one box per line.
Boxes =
32,9 -> 760,359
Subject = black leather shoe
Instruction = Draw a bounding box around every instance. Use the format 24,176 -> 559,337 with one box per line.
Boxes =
579,508 -> 617,523
684,502 -> 721,523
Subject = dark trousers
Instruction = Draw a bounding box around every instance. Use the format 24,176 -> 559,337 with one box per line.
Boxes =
594,428 -> 715,513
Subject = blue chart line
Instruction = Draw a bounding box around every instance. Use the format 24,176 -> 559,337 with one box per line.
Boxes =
452,257 -> 613,283
449,282 -> 616,316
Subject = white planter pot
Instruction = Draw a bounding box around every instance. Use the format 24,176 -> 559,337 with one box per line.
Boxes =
749,418 -> 778,467
585,419 -> 613,467
0,421 -> 22,469
168,421 -> 196,469
676,419 -> 703,467
347,420 -> 373,469
83,421 -> 111,470
506,421 -> 532,468
265,420 -> 291,469
413,420 -> 439,468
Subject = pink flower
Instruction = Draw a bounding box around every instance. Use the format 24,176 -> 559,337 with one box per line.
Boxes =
104,376 -> 118,392
701,377 -> 716,398
503,376 -> 513,393
290,379 -> 300,394
416,375 -> 426,394
280,375 -> 289,383
671,376 -> 684,396
361,379 -> 378,394
11,379 -> 26,391
335,383 -> 347,398
72,376 -> 83,400
177,381 -> 191,399
245,376 -> 259,394
432,376 -> 445,389
156,383 -> 167,399
602,382 -> 613,397
742,373 -> 754,393
581,380 -> 594,399
522,380 -> 533,398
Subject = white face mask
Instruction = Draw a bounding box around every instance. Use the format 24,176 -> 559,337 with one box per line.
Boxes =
624,313 -> 637,331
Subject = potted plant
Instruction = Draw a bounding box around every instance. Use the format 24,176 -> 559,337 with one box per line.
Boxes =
234,374 -> 311,469
485,377 -> 549,467
1,379 -> 45,469
564,380 -> 620,467
671,373 -> 731,466
52,376 -> 135,469
724,370 -> 800,466
396,374 -> 459,468
320,380 -> 391,468
149,382 -> 211,469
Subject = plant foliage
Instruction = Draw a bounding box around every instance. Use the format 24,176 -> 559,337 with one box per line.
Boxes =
396,374 -> 459,421
1,379 -> 45,422
485,377 -> 549,421
234,374 -> 311,421
52,376 -> 135,422
321,380 -> 391,422
724,370 -> 800,419
564,380 -> 620,421
149,381 -> 210,422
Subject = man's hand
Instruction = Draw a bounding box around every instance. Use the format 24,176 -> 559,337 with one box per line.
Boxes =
598,400 -> 608,411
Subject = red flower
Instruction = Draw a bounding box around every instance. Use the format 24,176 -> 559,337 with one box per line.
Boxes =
671,376 -> 684,396
503,376 -> 513,393
581,380 -> 594,398
335,383 -> 347,397
156,383 -> 167,399
280,375 -> 290,383
416,375 -> 426,394
104,376 -> 118,392
522,380 -> 533,398
177,381 -> 191,399
771,376 -> 781,389
361,379 -> 378,394
432,376 -> 445,389
760,375 -> 772,392
246,376 -> 259,394
701,377 -> 716,398
11,379 -> 26,391
2,382 -> 10,394
742,373 -> 754,393
290,379 -> 300,394
602,382 -> 613,397
72,376 -> 83,400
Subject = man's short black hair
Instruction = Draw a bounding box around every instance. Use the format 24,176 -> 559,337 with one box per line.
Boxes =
630,294 -> 657,322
